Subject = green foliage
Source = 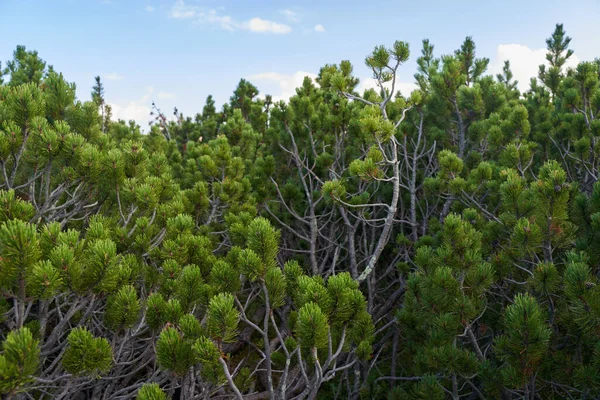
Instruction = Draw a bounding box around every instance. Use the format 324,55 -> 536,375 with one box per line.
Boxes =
1,24 -> 600,399
495,294 -> 551,387
175,264 -> 204,311
178,314 -> 204,340
156,327 -> 195,376
246,217 -> 280,271
206,293 -> 239,343
265,266 -> 286,308
146,293 -> 168,330
136,383 -> 168,400
62,328 -> 112,377
0,328 -> 39,395
0,219 -> 40,289
26,260 -> 62,299
105,285 -> 140,330
322,180 -> 347,204
3,46 -> 46,86
296,302 -> 329,350
192,336 -> 224,384
0,190 -> 34,222
82,238 -> 122,293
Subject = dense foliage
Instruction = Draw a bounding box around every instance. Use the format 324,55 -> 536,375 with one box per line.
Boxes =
0,24 -> 600,399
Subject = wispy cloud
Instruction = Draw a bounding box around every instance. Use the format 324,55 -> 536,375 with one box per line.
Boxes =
247,71 -> 318,103
169,1 -> 291,34
241,18 -> 291,34
158,92 -> 175,99
145,5 -> 155,12
201,9 -> 237,31
358,76 -> 417,98
169,0 -> 198,19
314,24 -> 325,33
109,86 -> 154,128
104,72 -> 124,81
280,9 -> 300,22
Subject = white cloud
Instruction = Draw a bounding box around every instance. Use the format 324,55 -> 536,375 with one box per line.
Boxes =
169,0 -> 198,19
169,1 -> 291,34
241,18 -> 291,34
104,72 -> 124,81
109,87 -> 154,128
247,71 -> 318,103
280,9 -> 300,22
204,10 -> 238,32
489,44 -> 580,93
145,5 -> 155,12
248,70 -> 418,104
314,24 -> 325,33
358,77 -> 417,98
158,92 -> 175,99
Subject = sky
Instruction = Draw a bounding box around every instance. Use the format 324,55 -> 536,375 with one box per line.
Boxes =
1,0 -> 599,130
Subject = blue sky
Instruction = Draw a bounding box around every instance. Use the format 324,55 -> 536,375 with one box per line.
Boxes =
1,0 -> 599,129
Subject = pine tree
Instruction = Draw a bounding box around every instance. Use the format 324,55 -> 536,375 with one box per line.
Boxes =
92,75 -> 110,133
3,45 -> 47,86
1,25 -> 600,399
496,60 -> 520,99
0,327 -> 40,396
539,24 -> 574,97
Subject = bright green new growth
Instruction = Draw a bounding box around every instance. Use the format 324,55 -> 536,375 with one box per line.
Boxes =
206,293 -> 239,343
0,328 -> 39,395
105,285 -> 141,330
136,383 -> 168,400
62,327 -> 112,377
296,302 -> 329,350
156,327 -> 195,377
